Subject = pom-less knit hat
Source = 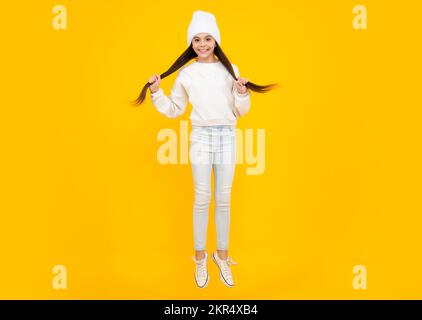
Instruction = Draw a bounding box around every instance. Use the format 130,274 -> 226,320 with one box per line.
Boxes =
187,10 -> 221,46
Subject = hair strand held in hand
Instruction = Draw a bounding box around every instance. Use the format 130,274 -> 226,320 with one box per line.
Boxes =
131,43 -> 279,106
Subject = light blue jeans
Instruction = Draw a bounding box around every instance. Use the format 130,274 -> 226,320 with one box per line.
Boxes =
189,125 -> 237,251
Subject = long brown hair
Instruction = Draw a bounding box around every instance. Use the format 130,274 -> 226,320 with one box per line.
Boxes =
132,42 -> 278,106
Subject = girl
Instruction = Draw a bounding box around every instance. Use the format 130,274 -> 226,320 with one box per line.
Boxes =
133,10 -> 277,288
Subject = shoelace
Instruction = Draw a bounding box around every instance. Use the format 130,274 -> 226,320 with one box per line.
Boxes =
226,257 -> 238,266
218,257 -> 238,278
192,256 -> 207,278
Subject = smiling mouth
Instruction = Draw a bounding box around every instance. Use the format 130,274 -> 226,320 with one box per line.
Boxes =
198,49 -> 209,53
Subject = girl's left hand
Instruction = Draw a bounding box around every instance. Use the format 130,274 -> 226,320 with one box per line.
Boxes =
235,77 -> 249,94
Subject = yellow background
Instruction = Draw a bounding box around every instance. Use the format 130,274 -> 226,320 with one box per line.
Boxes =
1,0 -> 421,299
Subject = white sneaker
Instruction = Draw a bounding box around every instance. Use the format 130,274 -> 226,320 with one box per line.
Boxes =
212,251 -> 238,287
192,252 -> 209,288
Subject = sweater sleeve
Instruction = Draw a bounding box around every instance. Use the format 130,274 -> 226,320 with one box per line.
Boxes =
231,64 -> 251,117
150,70 -> 189,118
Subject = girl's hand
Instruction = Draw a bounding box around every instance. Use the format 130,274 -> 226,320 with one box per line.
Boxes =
148,73 -> 161,93
234,77 -> 249,94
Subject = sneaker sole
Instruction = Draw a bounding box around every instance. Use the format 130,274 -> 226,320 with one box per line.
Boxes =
212,252 -> 235,288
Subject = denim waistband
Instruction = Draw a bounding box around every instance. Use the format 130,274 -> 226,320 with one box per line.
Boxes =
191,126 -> 235,137
191,125 -> 235,129
191,125 -> 235,132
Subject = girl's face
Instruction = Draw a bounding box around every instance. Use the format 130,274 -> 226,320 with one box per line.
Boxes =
191,33 -> 216,59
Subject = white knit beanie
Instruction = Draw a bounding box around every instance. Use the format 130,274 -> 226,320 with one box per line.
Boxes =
187,10 -> 221,46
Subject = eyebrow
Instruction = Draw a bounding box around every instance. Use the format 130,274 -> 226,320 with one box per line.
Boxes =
193,35 -> 212,39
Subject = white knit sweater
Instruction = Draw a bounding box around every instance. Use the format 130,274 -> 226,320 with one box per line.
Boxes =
150,60 -> 251,126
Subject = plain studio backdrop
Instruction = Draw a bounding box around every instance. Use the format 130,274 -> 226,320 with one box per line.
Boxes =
0,0 -> 421,299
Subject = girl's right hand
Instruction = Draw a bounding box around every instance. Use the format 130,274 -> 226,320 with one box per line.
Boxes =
148,73 -> 161,93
